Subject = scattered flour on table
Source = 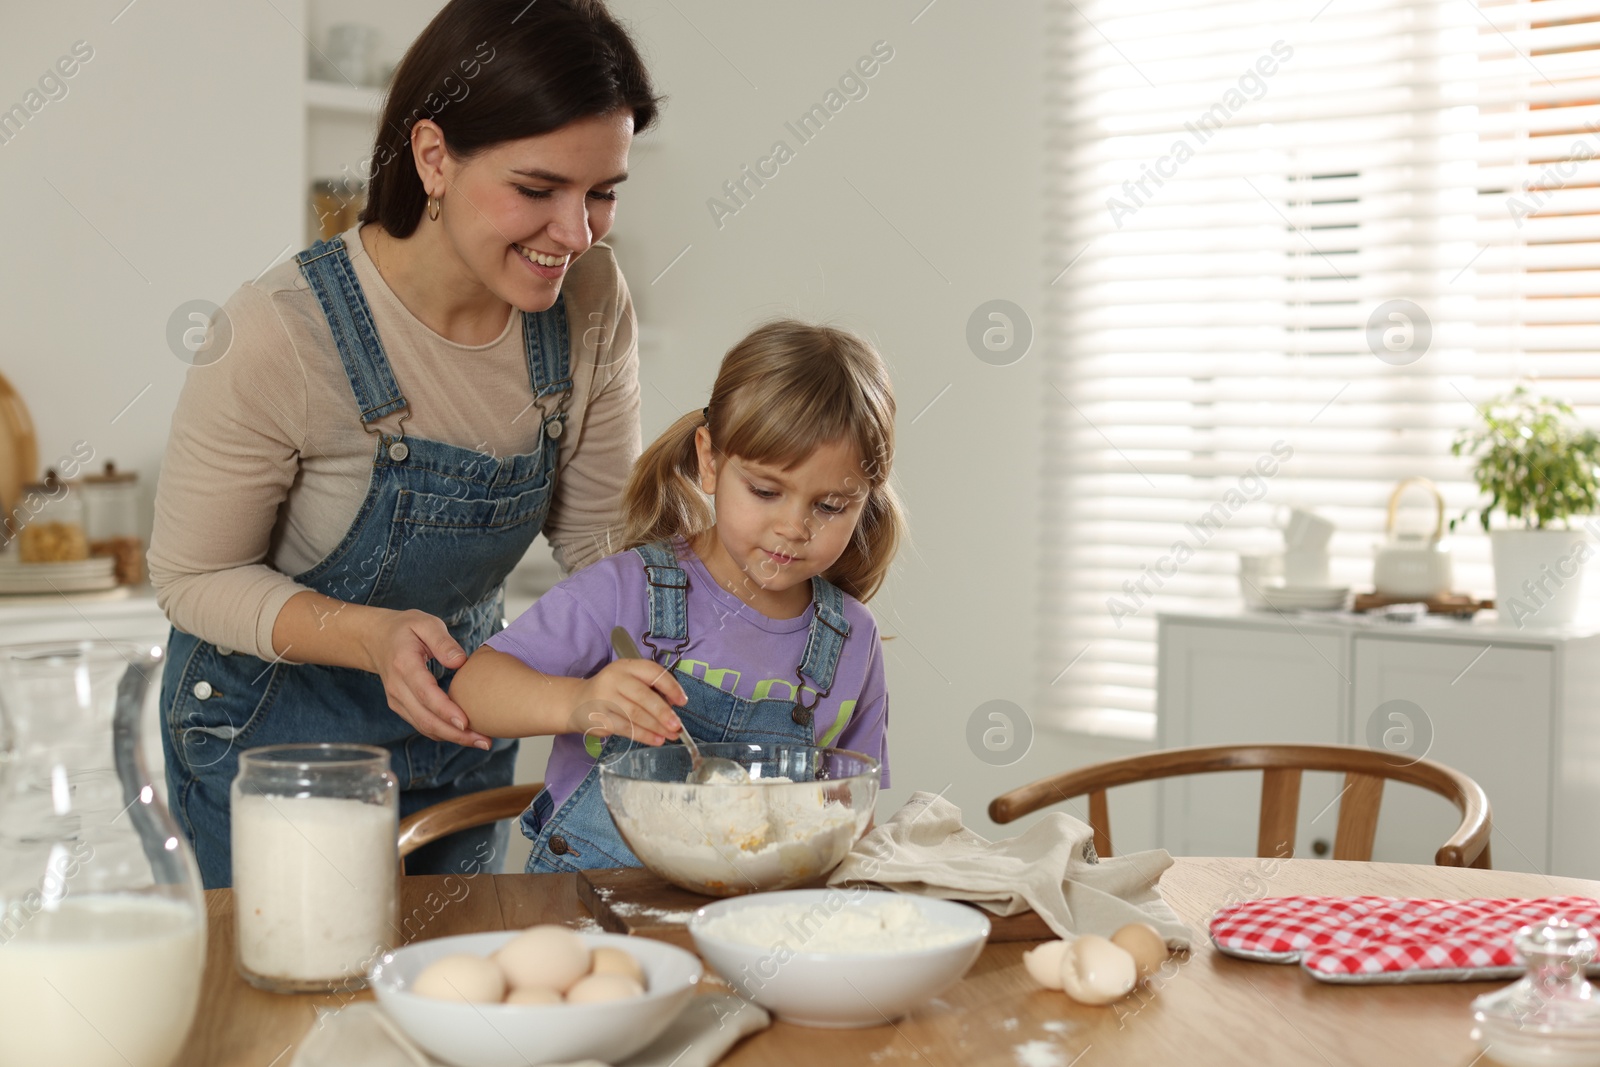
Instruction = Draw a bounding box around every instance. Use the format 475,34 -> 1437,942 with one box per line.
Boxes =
696,896 -> 971,953
1041,1020 -> 1076,1036
566,916 -> 602,932
611,902 -> 693,926
1001,1017 -> 1019,1031
1014,1041 -> 1066,1067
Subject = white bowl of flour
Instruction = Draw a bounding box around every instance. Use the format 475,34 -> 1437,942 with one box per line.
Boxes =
599,744 -> 879,896
688,889 -> 990,1027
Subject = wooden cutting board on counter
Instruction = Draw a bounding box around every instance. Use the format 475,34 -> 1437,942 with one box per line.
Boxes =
576,866 -> 1056,949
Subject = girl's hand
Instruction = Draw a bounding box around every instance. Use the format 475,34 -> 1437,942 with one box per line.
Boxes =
569,659 -> 687,746
360,609 -> 492,750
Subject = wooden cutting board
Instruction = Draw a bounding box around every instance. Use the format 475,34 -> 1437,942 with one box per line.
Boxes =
577,866 -> 1056,949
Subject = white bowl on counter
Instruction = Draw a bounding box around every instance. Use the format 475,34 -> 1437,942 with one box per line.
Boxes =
688,889 -> 990,1028
368,931 -> 701,1067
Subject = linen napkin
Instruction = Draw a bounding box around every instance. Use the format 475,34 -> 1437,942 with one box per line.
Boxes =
291,994 -> 770,1067
826,790 -> 1193,948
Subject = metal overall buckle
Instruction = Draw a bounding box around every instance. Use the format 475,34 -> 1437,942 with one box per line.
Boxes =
366,408 -> 412,463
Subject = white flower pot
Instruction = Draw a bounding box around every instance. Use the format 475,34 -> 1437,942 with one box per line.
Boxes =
1491,528 -> 1594,627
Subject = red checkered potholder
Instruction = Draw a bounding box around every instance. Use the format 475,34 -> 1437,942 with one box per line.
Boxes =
1209,895 -> 1600,984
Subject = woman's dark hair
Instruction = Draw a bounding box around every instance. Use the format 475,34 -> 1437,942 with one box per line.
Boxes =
361,0 -> 661,237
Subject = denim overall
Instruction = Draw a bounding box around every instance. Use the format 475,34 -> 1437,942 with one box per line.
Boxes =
162,234 -> 572,889
522,540 -> 851,873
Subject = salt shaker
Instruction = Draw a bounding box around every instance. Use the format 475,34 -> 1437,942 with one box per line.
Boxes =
1472,918 -> 1600,1067
231,744 -> 399,993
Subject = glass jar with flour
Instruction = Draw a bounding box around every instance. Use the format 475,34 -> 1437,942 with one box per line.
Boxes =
231,744 -> 398,993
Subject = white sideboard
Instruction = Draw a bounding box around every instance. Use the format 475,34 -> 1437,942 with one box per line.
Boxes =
1156,608 -> 1600,878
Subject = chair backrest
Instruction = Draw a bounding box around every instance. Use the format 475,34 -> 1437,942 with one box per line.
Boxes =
397,783 -> 542,870
987,743 -> 1492,868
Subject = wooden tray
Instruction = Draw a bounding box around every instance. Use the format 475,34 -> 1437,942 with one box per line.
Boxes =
577,866 -> 1055,949
1351,591 -> 1494,617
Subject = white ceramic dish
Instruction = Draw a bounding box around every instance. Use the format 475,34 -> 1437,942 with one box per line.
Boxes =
688,889 -> 989,1028
0,556 -> 117,594
1257,584 -> 1350,611
369,931 -> 701,1067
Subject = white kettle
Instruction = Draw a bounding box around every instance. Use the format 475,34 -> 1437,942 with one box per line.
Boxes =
1373,477 -> 1454,599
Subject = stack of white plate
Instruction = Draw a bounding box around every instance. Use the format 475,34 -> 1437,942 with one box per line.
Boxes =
1257,584 -> 1351,612
0,556 -> 118,595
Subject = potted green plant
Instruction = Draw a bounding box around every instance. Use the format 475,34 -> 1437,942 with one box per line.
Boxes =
1451,387 -> 1600,626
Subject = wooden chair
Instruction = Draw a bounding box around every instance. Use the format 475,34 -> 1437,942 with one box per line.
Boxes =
988,743 -> 1492,868
397,783 -> 542,872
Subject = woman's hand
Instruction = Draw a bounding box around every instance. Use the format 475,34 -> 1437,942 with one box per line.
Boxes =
359,608 -> 492,749
568,659 -> 687,746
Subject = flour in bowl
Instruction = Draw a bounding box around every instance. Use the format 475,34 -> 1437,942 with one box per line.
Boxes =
607,776 -> 863,892
697,897 -> 973,954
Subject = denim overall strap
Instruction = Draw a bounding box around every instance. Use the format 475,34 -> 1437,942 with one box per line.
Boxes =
633,540 -> 690,665
523,294 -> 575,440
294,236 -> 407,425
798,576 -> 851,692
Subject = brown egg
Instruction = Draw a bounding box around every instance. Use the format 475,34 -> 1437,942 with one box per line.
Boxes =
504,985 -> 563,1006
590,945 -> 646,988
1058,935 -> 1137,1006
495,925 -> 591,992
566,973 -> 644,1004
412,953 -> 506,1004
1023,940 -> 1069,990
1110,922 -> 1168,979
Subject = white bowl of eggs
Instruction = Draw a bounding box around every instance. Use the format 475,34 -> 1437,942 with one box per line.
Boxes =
368,925 -> 702,1067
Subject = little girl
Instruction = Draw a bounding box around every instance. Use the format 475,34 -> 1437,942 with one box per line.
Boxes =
451,319 -> 905,872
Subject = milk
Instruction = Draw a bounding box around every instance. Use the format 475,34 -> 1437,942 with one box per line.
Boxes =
0,894 -> 204,1067
232,793 -> 397,987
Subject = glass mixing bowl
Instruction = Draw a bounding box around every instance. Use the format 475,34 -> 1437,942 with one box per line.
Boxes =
599,743 -> 879,897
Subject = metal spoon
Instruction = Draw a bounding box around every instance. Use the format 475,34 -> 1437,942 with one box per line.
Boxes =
608,628 -> 748,785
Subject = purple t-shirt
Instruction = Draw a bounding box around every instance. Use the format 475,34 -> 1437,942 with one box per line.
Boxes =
484,541 -> 890,812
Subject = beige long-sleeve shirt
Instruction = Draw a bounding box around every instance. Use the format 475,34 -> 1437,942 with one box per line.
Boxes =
150,225 -> 641,661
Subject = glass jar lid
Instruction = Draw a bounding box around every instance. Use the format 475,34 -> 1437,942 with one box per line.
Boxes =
79,460 -> 136,485
1473,918 -> 1600,1066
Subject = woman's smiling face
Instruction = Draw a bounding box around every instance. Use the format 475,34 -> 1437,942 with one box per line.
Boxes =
432,109 -> 633,313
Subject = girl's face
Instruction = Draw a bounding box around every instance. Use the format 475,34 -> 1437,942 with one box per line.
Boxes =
431,109 -> 633,313
692,429 -> 870,617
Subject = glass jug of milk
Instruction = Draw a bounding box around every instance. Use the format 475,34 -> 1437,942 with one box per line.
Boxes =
0,640 -> 205,1067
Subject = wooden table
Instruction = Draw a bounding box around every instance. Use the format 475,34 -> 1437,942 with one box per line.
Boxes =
175,857 -> 1598,1067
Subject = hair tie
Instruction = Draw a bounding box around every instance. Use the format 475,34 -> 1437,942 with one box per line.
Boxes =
701,406 -> 711,423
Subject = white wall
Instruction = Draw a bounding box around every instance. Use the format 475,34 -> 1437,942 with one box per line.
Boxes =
2,0 -> 1159,858
0,0 -> 302,523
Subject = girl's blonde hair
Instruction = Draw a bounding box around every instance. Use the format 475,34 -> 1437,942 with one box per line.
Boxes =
621,319 -> 905,602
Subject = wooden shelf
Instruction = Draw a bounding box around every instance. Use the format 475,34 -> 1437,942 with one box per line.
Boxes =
304,79 -> 383,118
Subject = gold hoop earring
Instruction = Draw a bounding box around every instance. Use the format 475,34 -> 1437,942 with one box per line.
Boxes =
427,196 -> 440,221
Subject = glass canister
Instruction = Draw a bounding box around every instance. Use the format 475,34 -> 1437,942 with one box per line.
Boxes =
79,461 -> 143,586
0,640 -> 207,1067
15,470 -> 88,563
231,744 -> 398,993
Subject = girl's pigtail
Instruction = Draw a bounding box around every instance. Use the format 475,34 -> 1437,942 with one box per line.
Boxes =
620,410 -> 713,550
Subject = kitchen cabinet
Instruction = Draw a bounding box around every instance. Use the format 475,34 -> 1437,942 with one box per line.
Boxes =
1157,609 -> 1600,877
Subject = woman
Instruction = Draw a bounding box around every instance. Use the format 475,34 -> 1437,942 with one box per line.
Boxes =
149,0 -> 661,888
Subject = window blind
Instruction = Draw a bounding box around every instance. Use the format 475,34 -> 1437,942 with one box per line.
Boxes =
1043,0 -> 1600,740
